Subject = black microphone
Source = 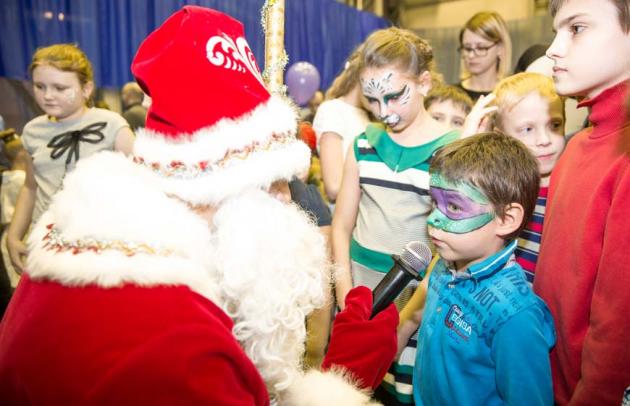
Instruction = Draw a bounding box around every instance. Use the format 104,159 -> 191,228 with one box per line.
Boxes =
371,241 -> 432,318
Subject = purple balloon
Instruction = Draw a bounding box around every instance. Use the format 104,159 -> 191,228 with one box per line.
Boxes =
285,62 -> 321,106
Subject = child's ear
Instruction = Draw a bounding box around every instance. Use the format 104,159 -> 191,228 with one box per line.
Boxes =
82,81 -> 95,102
495,202 -> 524,238
417,70 -> 432,97
491,118 -> 501,133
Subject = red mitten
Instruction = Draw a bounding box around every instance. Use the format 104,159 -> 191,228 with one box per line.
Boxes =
321,286 -> 398,389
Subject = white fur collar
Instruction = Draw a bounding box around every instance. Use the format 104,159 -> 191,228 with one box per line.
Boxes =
26,151 -> 221,303
284,369 -> 379,405
133,94 -> 310,205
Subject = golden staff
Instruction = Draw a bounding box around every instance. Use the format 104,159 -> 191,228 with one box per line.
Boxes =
262,0 -> 288,95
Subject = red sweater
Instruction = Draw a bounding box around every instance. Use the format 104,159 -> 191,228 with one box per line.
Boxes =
535,82 -> 630,405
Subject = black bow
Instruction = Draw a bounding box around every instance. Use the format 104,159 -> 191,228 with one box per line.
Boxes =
47,122 -> 107,165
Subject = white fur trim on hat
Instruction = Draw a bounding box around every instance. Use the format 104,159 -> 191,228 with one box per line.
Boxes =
283,369 -> 380,406
26,152 -> 221,303
133,94 -> 310,205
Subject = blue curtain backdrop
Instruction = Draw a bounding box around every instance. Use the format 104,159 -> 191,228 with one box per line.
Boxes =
0,0 -> 389,90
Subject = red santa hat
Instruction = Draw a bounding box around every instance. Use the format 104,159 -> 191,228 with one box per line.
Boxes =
131,6 -> 310,205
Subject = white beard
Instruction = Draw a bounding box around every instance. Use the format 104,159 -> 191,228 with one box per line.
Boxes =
209,189 -> 330,401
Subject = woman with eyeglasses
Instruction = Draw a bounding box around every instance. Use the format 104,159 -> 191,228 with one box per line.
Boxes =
455,11 -> 512,101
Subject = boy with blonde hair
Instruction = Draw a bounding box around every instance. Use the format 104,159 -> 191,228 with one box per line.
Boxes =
493,72 -> 566,281
535,0 -> 630,403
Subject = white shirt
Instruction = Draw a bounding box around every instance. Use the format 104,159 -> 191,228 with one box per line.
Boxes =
312,98 -> 370,157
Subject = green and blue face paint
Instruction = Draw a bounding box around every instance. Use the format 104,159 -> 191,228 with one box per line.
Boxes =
427,172 -> 495,234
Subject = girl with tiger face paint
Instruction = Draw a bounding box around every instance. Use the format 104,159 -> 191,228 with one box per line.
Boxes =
358,28 -> 447,142
361,69 -> 419,131
332,28 -> 462,405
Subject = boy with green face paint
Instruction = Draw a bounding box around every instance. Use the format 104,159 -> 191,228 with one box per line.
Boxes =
397,132 -> 556,405
426,172 -> 495,234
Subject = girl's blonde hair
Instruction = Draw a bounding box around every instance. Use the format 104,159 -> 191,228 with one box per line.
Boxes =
459,11 -> 512,81
493,72 -> 564,128
325,45 -> 364,100
360,27 -> 436,78
29,44 -> 94,104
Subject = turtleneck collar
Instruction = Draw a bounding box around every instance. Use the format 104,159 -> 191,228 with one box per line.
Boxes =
578,81 -> 630,139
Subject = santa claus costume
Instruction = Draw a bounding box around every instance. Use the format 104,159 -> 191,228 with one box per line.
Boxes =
0,6 -> 398,405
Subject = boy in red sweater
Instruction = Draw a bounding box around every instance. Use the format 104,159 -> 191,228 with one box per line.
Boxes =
535,0 -> 630,404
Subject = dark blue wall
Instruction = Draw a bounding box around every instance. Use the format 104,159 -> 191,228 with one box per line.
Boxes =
0,0 -> 389,90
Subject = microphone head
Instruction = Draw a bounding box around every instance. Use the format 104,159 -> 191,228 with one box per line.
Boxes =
401,241 -> 432,272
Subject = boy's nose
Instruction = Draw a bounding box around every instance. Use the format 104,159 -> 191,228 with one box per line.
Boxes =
546,34 -> 566,60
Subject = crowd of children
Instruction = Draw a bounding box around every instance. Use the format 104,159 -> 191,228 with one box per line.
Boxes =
1,0 -> 629,404
327,0 -> 630,404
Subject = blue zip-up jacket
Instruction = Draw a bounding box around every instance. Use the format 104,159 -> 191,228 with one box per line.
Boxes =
413,240 -> 556,405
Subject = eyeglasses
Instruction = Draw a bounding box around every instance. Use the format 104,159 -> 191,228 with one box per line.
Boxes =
457,43 -> 498,57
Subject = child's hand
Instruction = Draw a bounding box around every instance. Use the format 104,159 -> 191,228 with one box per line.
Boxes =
7,236 -> 27,274
461,93 -> 498,138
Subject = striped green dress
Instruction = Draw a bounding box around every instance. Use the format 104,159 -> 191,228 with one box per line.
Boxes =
350,124 -> 458,290
350,124 -> 458,405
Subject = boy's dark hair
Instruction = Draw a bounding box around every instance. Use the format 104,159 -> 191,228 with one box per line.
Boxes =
513,43 -> 548,74
424,84 -> 474,115
430,132 -> 539,239
550,0 -> 630,33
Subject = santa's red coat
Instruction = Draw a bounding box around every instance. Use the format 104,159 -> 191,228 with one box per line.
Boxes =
0,274 -> 269,405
